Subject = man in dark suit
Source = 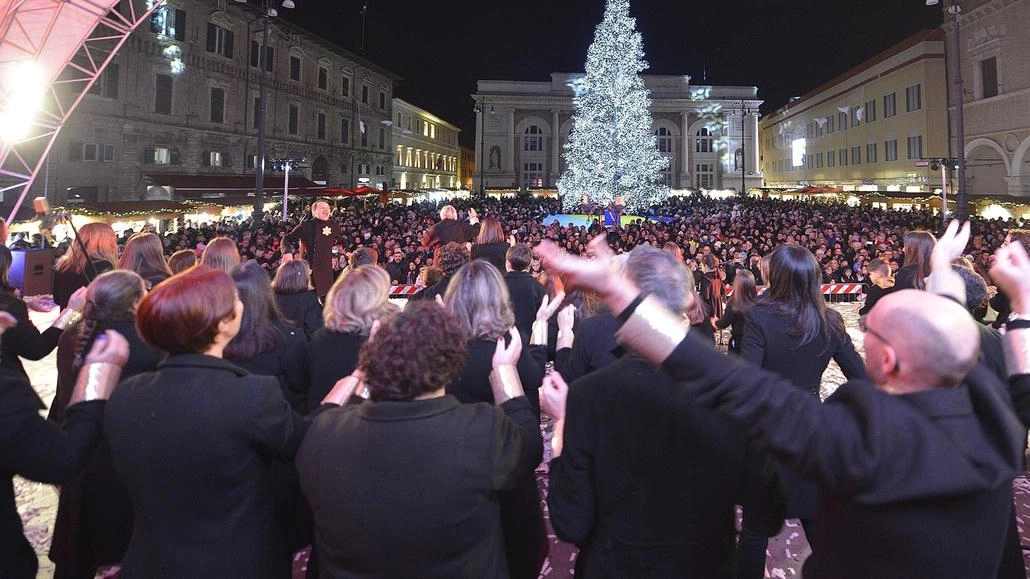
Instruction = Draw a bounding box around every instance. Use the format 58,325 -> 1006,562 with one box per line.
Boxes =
544,247 -> 784,577
536,229 -> 1027,578
420,204 -> 480,251
285,199 -> 344,301
504,243 -> 546,337
0,315 -> 128,579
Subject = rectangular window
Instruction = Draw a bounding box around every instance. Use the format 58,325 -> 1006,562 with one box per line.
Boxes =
318,66 -> 328,90
317,112 -> 326,140
154,73 -> 172,114
379,90 -> 386,110
851,145 -> 861,165
341,76 -> 350,97
203,151 -> 223,167
378,127 -> 385,149
361,84 -> 369,104
905,84 -> 922,112
151,7 -> 186,41
288,104 -> 299,135
209,87 -> 225,124
146,146 -> 176,165
885,139 -> 898,162
358,163 -> 369,174
522,162 -> 544,187
826,115 -> 835,134
815,152 -> 823,168
866,143 -> 878,164
82,143 -> 98,162
289,56 -> 301,81
851,107 -> 861,128
838,111 -> 847,131
87,63 -> 119,98
250,41 -> 273,71
397,112 -> 402,125
361,127 -> 368,147
865,99 -> 877,123
695,163 -> 714,189
826,150 -> 835,167
206,23 -> 233,58
340,117 -> 350,143
981,57 -> 999,99
102,144 -> 115,162
907,135 -> 923,159
884,92 -> 897,118
839,149 -> 848,167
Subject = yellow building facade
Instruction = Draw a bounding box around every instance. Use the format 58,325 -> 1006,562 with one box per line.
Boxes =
760,30 -> 950,196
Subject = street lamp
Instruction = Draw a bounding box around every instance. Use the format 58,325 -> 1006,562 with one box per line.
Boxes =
927,0 -> 967,220
739,99 -> 756,196
473,99 -> 493,196
235,0 -> 295,228
270,157 -> 303,221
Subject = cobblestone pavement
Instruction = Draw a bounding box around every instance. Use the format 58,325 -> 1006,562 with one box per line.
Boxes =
16,303 -> 1030,577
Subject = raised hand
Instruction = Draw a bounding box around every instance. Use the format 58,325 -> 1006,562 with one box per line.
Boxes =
540,371 -> 570,422
931,220 -> 971,272
84,330 -> 130,368
535,291 -> 566,322
492,327 -> 522,369
992,241 -> 1030,315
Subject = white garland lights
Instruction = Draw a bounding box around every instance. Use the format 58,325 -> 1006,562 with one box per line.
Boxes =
557,0 -> 669,213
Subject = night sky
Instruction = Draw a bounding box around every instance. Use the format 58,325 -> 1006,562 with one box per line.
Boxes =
290,0 -> 943,147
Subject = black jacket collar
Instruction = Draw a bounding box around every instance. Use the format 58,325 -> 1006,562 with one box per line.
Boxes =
356,394 -> 461,421
158,353 -> 251,377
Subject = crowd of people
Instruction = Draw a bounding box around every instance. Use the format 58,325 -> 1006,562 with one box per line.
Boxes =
1,194 -> 1030,578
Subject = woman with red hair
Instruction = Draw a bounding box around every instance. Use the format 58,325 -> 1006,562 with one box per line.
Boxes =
104,265 -> 305,577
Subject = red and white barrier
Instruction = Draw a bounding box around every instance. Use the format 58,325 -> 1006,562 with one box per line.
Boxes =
726,283 -> 866,297
389,285 -> 421,297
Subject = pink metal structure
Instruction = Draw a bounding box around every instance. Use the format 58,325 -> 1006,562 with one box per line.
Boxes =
0,0 -> 165,222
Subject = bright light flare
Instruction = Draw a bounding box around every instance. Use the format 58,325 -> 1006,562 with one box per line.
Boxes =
0,61 -> 46,143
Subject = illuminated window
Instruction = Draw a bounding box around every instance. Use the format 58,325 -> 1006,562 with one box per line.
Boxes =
884,92 -> 897,118
524,125 -> 543,151
145,146 -> 179,165
151,7 -> 186,41
396,145 -> 403,166
202,151 -> 226,167
695,163 -> 714,188
655,127 -> 673,153
695,128 -> 713,153
522,162 -> 544,187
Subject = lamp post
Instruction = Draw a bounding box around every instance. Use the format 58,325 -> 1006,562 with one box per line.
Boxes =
235,0 -> 295,228
473,99 -> 493,197
270,158 -> 302,221
739,99 -> 755,196
927,0 -> 967,220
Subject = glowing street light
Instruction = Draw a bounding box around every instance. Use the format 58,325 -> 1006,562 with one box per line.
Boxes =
0,61 -> 46,143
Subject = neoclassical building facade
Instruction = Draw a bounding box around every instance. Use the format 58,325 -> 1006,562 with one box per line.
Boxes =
472,74 -> 762,193
391,98 -> 460,190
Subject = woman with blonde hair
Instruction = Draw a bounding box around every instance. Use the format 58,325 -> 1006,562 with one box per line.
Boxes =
272,259 -> 323,339
200,237 -> 241,272
306,265 -> 397,413
118,233 -> 172,289
470,216 -> 509,272
53,222 -> 118,309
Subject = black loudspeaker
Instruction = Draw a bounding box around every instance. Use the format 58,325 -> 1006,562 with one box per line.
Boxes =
10,249 -> 54,297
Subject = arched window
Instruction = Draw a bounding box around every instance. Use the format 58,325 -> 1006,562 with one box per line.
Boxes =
695,127 -> 713,153
524,125 -> 543,152
655,127 -> 673,153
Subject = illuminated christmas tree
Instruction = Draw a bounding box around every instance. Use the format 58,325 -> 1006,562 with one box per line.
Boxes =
558,0 -> 668,212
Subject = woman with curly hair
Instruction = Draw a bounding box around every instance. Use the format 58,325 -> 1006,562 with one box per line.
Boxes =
272,259 -> 323,340
306,265 -> 397,413
118,233 -> 173,290
53,222 -> 118,309
297,300 -> 542,577
48,270 -> 164,578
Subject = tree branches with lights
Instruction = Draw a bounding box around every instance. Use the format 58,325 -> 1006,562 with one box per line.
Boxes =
558,0 -> 668,213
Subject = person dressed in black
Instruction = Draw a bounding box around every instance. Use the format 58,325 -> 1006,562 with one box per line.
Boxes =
48,270 -> 165,579
307,265 -> 397,414
420,204 -> 480,253
503,243 -> 546,337
52,222 -> 118,310
296,302 -> 542,578
716,269 -> 758,353
286,199 -> 344,301
470,217 -> 511,273
543,246 -> 785,577
272,259 -> 324,340
857,258 -> 894,316
536,229 -> 1028,578
104,266 -> 307,578
737,244 -> 867,576
1,313 -> 129,579
0,246 -> 87,379
893,229 -> 935,291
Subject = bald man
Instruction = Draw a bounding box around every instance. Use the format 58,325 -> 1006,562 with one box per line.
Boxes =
537,238 -> 1024,578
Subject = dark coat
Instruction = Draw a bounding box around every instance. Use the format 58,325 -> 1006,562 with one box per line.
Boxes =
229,322 -> 310,412
297,395 -> 542,578
471,241 -> 510,273
447,336 -> 548,578
420,218 -> 480,249
858,283 -> 893,316
0,291 -> 62,378
714,303 -> 748,353
892,264 -> 922,291
548,355 -> 784,578
661,330 -> 1023,578
275,291 -> 324,340
553,311 -> 621,383
104,354 -> 307,578
52,260 -> 114,309
0,368 -> 105,579
740,304 -> 867,519
286,219 -> 344,299
48,318 -> 165,577
306,328 -> 365,414
504,271 -> 546,337
409,274 -> 454,303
